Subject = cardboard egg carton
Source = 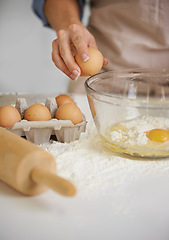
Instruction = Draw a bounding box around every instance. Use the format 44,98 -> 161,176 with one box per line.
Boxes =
9,97 -> 87,144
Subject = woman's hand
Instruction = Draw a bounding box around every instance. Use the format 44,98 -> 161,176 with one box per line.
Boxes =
52,23 -> 108,80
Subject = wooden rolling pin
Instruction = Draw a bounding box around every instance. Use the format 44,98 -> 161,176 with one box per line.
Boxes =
0,127 -> 76,197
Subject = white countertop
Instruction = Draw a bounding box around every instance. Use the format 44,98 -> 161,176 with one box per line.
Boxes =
1,93 -> 169,240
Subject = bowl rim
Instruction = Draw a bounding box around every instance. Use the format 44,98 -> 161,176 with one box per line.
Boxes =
84,68 -> 169,105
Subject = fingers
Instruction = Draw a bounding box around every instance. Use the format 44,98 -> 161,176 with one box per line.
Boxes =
52,40 -> 72,77
69,24 -> 89,62
52,24 -> 109,80
52,35 -> 81,80
103,57 -> 109,66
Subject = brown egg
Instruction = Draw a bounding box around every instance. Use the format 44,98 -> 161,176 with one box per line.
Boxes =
75,47 -> 103,76
0,105 -> 21,128
55,94 -> 75,108
24,103 -> 51,121
55,103 -> 83,125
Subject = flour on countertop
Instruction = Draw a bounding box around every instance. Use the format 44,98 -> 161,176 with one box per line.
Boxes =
40,118 -> 169,199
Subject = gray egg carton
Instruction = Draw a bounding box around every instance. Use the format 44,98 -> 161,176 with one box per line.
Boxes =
9,97 -> 87,144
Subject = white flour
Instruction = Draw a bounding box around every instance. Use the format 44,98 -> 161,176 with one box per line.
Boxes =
3,93 -> 169,215
110,116 -> 169,146
40,118 -> 169,199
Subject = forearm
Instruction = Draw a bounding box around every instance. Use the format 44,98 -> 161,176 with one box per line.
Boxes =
43,0 -> 107,80
44,0 -> 82,32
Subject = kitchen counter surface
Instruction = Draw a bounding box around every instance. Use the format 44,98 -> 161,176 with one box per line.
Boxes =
1,93 -> 169,240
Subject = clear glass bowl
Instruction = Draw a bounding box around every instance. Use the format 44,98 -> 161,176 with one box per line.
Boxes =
84,68 -> 169,158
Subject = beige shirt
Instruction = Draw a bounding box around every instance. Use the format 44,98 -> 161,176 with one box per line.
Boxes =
68,0 -> 169,93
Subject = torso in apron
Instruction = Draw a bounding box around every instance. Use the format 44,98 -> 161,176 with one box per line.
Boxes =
68,0 -> 169,93
88,0 -> 169,70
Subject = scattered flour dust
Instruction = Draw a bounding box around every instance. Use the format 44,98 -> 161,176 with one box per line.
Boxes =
40,118 -> 169,200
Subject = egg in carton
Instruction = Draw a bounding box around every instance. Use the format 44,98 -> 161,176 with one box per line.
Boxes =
9,97 -> 87,144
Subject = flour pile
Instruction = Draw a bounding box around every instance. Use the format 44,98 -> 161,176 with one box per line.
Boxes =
40,119 -> 169,199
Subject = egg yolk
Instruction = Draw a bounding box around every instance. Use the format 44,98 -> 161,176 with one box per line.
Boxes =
146,129 -> 169,143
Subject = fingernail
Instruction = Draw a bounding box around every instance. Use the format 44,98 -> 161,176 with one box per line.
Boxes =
82,54 -> 89,62
70,70 -> 80,80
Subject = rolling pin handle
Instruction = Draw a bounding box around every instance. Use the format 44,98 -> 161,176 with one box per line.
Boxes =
31,166 -> 76,197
